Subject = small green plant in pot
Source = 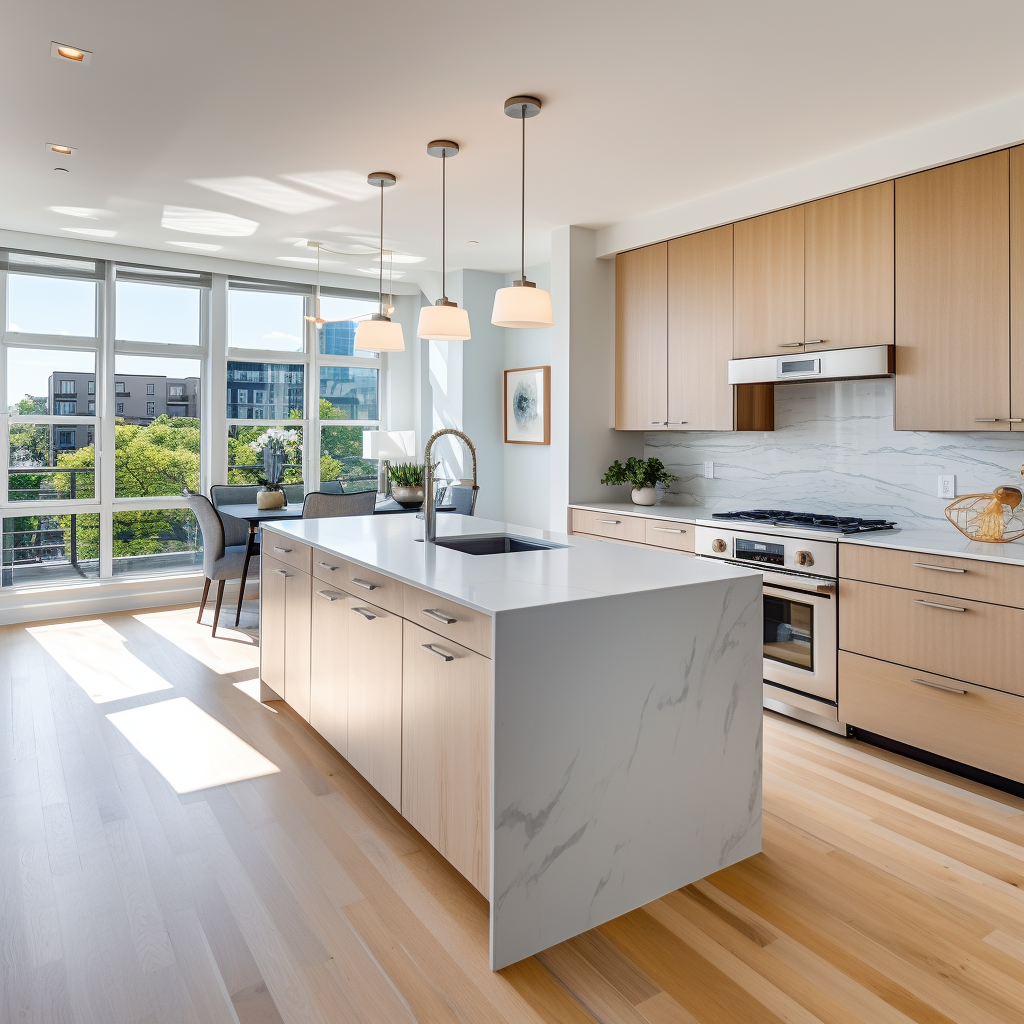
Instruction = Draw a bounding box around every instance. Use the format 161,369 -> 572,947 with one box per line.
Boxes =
601,457 -> 675,506
389,462 -> 426,507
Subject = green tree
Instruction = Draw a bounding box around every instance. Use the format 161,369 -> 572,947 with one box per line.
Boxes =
17,395 -> 47,415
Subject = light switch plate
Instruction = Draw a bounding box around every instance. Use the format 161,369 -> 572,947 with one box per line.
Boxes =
704,461 -> 714,479
938,474 -> 956,499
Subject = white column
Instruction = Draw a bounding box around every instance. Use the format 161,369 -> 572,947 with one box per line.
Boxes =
98,262 -> 115,577
206,275 -> 228,488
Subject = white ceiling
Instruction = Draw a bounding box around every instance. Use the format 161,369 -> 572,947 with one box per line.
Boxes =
5,1 -> 1024,287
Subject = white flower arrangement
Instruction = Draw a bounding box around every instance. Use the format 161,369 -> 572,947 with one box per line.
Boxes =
249,428 -> 301,454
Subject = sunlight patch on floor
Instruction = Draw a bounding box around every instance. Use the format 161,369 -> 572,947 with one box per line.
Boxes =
107,697 -> 279,793
28,619 -> 174,703
233,677 -> 277,711
134,607 -> 259,674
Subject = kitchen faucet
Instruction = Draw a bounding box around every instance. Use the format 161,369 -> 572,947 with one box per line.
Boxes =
423,428 -> 478,542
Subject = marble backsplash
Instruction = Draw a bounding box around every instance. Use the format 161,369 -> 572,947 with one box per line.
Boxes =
646,378 -> 1024,525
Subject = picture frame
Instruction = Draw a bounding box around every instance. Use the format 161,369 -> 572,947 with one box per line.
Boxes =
504,365 -> 551,445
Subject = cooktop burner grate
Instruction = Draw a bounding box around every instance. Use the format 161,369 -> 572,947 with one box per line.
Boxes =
710,509 -> 897,534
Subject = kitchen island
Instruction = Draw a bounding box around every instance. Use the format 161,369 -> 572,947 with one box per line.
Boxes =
259,512 -> 763,969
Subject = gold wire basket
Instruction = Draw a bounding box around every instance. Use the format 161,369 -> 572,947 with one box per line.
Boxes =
945,487 -> 1024,543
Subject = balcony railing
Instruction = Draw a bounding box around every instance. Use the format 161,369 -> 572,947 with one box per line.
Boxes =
7,465 -> 95,501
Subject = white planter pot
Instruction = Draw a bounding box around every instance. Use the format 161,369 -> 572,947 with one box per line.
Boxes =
256,489 -> 286,510
392,485 -> 425,507
631,486 -> 657,506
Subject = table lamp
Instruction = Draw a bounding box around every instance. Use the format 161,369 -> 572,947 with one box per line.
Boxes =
363,430 -> 417,495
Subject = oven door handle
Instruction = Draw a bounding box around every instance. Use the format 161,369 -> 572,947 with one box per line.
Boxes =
760,572 -> 837,596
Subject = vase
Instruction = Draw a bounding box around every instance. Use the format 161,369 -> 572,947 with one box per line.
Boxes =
391,485 -> 425,508
262,448 -> 284,488
257,489 -> 286,510
631,486 -> 657,506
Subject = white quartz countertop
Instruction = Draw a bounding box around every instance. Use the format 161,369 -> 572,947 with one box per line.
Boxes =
838,521 -> 1024,566
263,513 -> 757,615
569,501 -> 707,523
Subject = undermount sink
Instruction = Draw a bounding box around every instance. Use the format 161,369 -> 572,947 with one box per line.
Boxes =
432,533 -> 568,556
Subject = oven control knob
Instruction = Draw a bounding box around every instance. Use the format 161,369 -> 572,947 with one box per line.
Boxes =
795,550 -> 814,567
711,538 -> 727,553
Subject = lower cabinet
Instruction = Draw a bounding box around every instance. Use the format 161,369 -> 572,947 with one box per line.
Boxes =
346,594 -> 403,810
260,553 -> 311,720
309,586 -> 349,756
402,622 -> 491,896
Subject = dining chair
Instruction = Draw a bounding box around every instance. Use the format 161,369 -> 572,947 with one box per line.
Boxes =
210,484 -> 259,546
449,485 -> 478,516
186,493 -> 249,638
301,490 -> 377,519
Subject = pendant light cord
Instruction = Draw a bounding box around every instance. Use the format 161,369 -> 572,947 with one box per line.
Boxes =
378,182 -> 384,317
521,104 -> 526,282
442,150 -> 447,301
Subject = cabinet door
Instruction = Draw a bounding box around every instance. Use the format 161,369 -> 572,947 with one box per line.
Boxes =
346,596 -> 403,809
402,623 -> 491,896
667,225 -> 734,430
283,567 -> 312,721
805,181 -> 894,349
259,554 -> 288,698
309,587 -> 349,756
734,206 -> 804,358
895,151 -> 1010,430
615,243 -> 667,429
1011,146 -> 1024,431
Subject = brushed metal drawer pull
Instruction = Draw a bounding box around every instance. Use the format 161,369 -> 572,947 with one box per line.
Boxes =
315,590 -> 340,601
273,568 -> 289,577
422,608 -> 457,625
778,342 -> 805,348
650,420 -> 667,425
802,339 -> 826,345
1009,418 -> 1024,423
973,418 -> 1000,423
351,607 -> 377,621
597,519 -> 621,525
317,561 -> 338,571
273,545 -> 292,553
914,599 -> 966,612
350,578 -> 379,591
912,562 -> 966,573
421,643 -> 455,662
666,421 -> 688,425
911,677 -> 968,695
653,527 -> 684,533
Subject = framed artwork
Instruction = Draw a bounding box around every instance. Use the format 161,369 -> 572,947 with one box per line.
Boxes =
504,365 -> 550,445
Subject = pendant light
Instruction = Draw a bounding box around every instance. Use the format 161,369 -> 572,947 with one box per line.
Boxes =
491,96 -> 553,329
418,141 -> 472,342
355,172 -> 405,352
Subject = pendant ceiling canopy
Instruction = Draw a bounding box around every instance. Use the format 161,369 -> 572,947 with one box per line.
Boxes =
355,171 -> 405,352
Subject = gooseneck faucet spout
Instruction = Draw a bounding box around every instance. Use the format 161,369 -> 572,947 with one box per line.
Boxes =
423,429 -> 478,542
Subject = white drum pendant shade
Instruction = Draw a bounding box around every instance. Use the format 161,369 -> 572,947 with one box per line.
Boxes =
355,316 -> 405,351
491,283 -> 553,329
417,302 -> 471,341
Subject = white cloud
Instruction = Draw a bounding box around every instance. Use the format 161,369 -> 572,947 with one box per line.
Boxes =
263,330 -> 301,342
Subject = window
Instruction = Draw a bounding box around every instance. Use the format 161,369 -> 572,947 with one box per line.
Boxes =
169,385 -> 183,398
7,348 -> 93,416
87,380 -> 95,395
228,287 -> 305,352
321,425 -> 378,493
146,402 -> 156,416
58,379 -> 76,394
115,278 -> 201,346
237,389 -> 248,404
112,509 -> 202,576
228,426 -> 302,485
115,381 -> 126,394
7,272 -> 97,337
57,431 -> 76,448
87,401 -> 95,415
2,514 -> 100,586
253,389 -> 265,404
54,401 -> 76,416
116,402 -> 124,414
147,383 -> 155,395
320,366 -> 378,421
227,362 -> 303,418
318,295 -> 379,355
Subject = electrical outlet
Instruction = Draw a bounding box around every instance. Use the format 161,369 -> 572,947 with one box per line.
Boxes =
704,461 -> 714,479
938,474 -> 956,499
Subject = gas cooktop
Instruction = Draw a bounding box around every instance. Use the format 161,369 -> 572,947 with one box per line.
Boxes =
710,509 -> 897,534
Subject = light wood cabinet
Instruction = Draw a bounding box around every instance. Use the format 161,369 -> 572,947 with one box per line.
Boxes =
259,554 -> 287,699
402,623 -> 491,895
402,585 -> 493,658
1010,146 -> 1024,431
570,508 -> 646,544
643,518 -> 694,552
895,151 -> 1010,430
734,206 -> 805,358
346,594 -> 404,810
615,243 -> 667,429
805,182 -> 894,348
259,553 -> 311,720
309,587 -> 349,756
312,553 -> 405,615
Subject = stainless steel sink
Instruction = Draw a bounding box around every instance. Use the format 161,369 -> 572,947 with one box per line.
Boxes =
432,534 -> 567,556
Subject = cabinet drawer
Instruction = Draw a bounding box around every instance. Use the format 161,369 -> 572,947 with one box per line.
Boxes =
839,578 -> 1024,698
403,585 -> 492,658
262,534 -> 311,574
644,519 -> 695,552
840,543 -> 1024,608
571,509 -> 645,543
312,552 -> 404,615
839,651 -> 1024,784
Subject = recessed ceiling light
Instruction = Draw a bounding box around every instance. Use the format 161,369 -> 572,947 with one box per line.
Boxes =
50,206 -> 105,219
189,176 -> 334,214
61,227 -> 116,237
281,170 -> 378,202
162,206 -> 258,237
166,240 -> 223,251
50,42 -> 92,64
45,143 -> 76,156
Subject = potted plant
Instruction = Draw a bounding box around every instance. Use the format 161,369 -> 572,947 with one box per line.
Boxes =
250,427 -> 300,509
601,456 -> 675,506
390,462 -> 426,507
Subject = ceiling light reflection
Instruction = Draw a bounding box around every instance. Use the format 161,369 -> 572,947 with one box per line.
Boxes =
282,170 -> 378,202
162,205 -> 258,236
190,176 -> 334,214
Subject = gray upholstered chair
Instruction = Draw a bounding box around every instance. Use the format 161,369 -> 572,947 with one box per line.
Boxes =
449,485 -> 478,516
301,490 -> 377,519
186,493 -> 248,638
210,484 -> 259,546
283,483 -> 305,505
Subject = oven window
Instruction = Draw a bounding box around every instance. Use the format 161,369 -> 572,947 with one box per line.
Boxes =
763,594 -> 813,672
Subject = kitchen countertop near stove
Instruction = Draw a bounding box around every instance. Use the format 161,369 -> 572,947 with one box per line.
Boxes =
569,501 -> 707,523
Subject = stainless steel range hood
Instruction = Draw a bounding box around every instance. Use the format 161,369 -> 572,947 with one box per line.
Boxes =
728,344 -> 895,385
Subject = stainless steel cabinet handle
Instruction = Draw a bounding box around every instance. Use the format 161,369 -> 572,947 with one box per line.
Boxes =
914,599 -> 966,612
973,418 -> 1000,423
349,578 -> 379,591
778,342 -> 805,348
317,561 -> 337,571
653,527 -> 685,533
803,339 -> 826,346
912,562 -> 966,574
597,519 -> 621,525
911,677 -> 968,695
273,545 -> 292,553
1009,418 -> 1024,423
421,643 -> 455,662
422,608 -> 457,625
665,421 -> 688,425
273,568 -> 289,577
315,590 -> 340,601
650,420 -> 667,425
351,606 -> 377,621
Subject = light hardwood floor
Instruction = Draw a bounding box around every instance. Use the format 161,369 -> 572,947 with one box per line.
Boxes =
2,606 -> 1022,1024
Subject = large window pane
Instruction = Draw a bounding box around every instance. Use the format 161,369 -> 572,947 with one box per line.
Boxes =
7,348 -> 95,415
7,274 -> 97,337
112,509 -> 202,576
9,423 -> 96,501
2,513 -> 100,587
114,355 -> 201,498
229,289 -> 304,352
318,295 -> 377,355
227,361 -> 304,419
228,426 -> 302,485
319,366 -> 378,421
320,425 -> 377,492
115,281 -> 201,345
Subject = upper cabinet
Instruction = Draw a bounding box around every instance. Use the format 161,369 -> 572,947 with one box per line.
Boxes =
895,151 -> 1010,431
805,181 -> 894,349
1010,146 -> 1024,431
733,206 -> 804,358
615,243 -> 667,430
